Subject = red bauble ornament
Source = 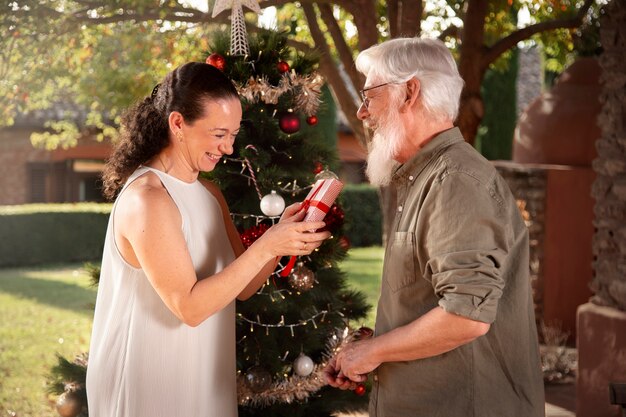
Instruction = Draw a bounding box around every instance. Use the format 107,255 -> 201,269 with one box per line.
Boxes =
354,383 -> 366,396
206,53 -> 226,71
338,235 -> 351,251
313,161 -> 324,175
240,224 -> 270,248
356,326 -> 374,339
279,113 -> 300,134
306,115 -> 318,126
322,204 -> 345,233
277,61 -> 290,73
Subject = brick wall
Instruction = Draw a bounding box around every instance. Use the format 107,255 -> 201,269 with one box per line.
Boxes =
0,129 -> 50,205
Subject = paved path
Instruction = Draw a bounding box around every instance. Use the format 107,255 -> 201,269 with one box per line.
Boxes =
336,382 -> 576,417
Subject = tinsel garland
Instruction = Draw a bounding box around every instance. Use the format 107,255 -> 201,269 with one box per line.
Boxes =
237,327 -> 359,407
236,73 -> 324,116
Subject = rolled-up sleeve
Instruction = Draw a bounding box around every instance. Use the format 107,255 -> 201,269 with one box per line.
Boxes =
417,171 -> 509,324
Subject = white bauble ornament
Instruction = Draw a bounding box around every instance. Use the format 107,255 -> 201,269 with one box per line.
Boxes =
260,190 -> 285,216
293,353 -> 315,376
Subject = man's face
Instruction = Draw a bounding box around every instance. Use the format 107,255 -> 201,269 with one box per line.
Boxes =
357,78 -> 405,186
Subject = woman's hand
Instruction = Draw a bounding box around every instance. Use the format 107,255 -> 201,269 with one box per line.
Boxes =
278,202 -> 306,223
253,203 -> 330,258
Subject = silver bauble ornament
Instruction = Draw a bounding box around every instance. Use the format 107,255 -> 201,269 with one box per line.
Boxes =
56,391 -> 82,417
245,366 -> 272,393
288,263 -> 315,292
293,353 -> 315,376
260,190 -> 285,216
314,169 -> 339,181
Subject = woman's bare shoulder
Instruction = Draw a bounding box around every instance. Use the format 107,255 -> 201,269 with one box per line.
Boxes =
117,171 -> 179,223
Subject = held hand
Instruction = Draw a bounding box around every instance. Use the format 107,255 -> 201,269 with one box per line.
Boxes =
323,356 -> 358,390
254,218 -> 330,259
325,340 -> 379,390
279,202 -> 306,223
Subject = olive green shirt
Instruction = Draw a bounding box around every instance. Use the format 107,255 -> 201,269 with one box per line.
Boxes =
369,127 -> 544,417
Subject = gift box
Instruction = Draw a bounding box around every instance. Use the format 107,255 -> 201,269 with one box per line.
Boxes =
279,178 -> 344,277
301,178 -> 344,222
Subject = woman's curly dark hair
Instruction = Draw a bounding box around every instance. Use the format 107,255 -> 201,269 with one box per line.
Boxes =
102,62 -> 239,200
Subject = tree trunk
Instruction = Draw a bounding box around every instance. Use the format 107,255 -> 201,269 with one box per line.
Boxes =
456,0 -> 488,145
457,85 -> 484,145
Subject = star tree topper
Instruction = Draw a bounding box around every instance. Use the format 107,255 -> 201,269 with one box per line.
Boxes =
212,0 -> 262,56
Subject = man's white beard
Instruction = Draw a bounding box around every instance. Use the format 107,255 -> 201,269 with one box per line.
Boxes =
365,109 -> 404,187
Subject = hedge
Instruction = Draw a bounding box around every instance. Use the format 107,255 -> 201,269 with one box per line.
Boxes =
0,186 -> 382,267
0,204 -> 111,267
340,184 -> 382,247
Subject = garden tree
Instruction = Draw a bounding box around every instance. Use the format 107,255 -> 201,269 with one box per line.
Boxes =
2,0 -> 601,147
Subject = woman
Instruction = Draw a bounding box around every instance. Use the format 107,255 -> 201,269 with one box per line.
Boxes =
86,62 -> 329,416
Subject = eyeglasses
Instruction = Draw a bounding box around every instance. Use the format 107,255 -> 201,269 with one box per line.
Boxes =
359,82 -> 395,110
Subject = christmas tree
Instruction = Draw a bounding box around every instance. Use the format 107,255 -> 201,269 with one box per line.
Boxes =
48,27 -> 370,417
205,28 -> 371,416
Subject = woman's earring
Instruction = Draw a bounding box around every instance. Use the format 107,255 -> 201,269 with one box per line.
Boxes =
176,131 -> 183,142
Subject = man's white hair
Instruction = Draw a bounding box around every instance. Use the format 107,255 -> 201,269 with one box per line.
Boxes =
355,37 -> 464,121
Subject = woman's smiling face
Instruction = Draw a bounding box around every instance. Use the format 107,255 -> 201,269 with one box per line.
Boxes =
179,96 -> 242,172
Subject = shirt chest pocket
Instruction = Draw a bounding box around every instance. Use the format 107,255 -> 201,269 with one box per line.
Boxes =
383,232 -> 418,293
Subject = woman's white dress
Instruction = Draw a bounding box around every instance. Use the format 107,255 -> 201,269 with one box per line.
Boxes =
86,166 -> 237,417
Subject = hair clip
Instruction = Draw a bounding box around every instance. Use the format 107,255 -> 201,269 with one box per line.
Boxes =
151,83 -> 160,99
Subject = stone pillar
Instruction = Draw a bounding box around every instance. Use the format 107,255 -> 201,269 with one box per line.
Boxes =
516,45 -> 543,117
577,1 -> 626,416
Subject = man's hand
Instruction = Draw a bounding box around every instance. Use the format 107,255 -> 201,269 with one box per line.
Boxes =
323,339 -> 380,390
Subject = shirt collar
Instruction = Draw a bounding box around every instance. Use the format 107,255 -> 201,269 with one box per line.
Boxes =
392,127 -> 464,184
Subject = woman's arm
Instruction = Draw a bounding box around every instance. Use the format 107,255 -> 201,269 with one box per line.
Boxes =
116,176 -> 329,327
200,179 -> 292,300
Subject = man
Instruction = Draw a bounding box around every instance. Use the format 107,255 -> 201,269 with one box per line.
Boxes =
324,37 -> 545,417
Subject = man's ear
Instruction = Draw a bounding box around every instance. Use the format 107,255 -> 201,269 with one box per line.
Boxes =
400,78 -> 420,113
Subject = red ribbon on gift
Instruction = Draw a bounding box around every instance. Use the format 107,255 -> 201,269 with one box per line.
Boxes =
280,256 -> 297,277
307,200 -> 331,214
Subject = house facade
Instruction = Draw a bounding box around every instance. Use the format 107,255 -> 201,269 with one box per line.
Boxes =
0,112 -> 367,206
0,118 -> 111,205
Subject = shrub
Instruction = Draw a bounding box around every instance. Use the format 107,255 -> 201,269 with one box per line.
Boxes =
0,204 -> 111,267
341,184 -> 382,247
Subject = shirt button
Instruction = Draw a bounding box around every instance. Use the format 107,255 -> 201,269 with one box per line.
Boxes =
409,175 -> 414,181
397,205 -> 403,212
373,374 -> 379,382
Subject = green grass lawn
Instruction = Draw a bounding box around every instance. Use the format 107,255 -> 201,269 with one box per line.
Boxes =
0,247 -> 384,416
340,246 -> 384,329
0,264 -> 97,417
